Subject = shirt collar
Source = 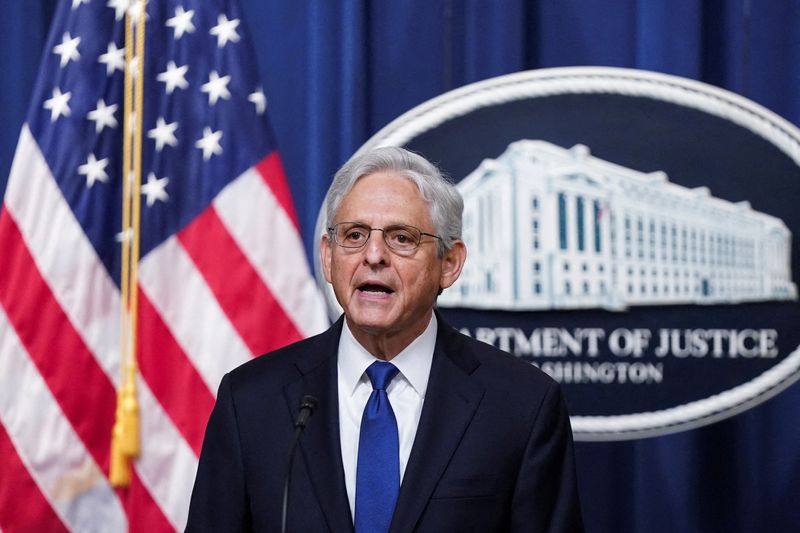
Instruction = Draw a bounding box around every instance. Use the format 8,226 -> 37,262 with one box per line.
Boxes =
338,313 -> 437,398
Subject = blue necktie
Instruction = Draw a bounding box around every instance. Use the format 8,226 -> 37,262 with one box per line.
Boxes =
355,361 -> 400,533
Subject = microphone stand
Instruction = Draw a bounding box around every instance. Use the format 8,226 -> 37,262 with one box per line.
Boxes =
281,395 -> 318,533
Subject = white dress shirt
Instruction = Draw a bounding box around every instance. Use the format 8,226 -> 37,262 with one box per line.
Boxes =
337,313 -> 437,521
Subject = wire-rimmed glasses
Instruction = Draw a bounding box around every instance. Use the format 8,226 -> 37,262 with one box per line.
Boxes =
328,222 -> 442,253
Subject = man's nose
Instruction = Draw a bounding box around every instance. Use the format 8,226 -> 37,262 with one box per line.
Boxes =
363,229 -> 389,264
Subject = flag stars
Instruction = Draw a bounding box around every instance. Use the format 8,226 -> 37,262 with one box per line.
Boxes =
210,14 -> 240,48
43,87 -> 72,122
53,33 -> 81,67
141,173 -> 170,206
166,6 -> 196,39
195,127 -> 223,160
148,117 -> 179,151
99,42 -> 125,75
157,61 -> 189,94
248,87 -> 266,114
201,71 -> 231,105
72,0 -> 90,9
107,0 -> 148,26
78,154 -> 110,188
115,228 -> 134,243
128,0 -> 148,27
87,99 -> 119,133
107,0 -> 130,21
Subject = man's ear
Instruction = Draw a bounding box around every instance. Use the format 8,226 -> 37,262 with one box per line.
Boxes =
439,240 -> 467,290
320,233 -> 333,283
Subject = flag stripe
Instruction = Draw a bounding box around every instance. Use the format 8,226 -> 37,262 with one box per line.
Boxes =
4,128 -> 201,528
178,205 -> 304,355
0,211 -> 116,472
0,422 -> 70,533
125,471 -> 179,533
0,304 -> 126,532
140,235 -> 252,393
130,374 -> 199,531
2,1 -> 328,527
214,165 -> 329,339
4,128 -> 122,386
0,204 -> 183,533
138,289 -> 216,454
256,152 -> 301,229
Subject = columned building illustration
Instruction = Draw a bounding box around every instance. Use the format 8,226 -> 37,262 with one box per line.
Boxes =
438,140 -> 797,310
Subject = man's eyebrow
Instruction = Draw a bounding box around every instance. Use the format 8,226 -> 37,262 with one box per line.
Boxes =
342,221 -> 416,227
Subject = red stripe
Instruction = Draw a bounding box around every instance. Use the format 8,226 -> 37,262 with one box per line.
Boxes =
0,210 -> 115,473
255,152 -> 300,230
138,289 -> 215,455
0,210 -> 179,530
178,206 -> 304,356
120,471 -> 177,533
0,421 -> 69,533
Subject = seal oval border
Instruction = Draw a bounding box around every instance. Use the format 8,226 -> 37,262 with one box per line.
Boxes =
315,66 -> 800,441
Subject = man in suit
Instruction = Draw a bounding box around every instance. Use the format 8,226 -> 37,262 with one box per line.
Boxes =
186,147 -> 584,532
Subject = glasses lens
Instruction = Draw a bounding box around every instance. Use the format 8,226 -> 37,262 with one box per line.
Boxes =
331,223 -> 424,251
384,225 -> 421,251
335,223 -> 370,248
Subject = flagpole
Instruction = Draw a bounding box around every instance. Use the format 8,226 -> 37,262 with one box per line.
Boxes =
111,0 -> 146,488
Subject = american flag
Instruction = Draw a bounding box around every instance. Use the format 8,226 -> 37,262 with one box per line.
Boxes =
0,0 -> 328,531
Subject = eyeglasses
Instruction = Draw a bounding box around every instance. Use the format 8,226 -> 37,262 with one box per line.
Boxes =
328,222 -> 442,253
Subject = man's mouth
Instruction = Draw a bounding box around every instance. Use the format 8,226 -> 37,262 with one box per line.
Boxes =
358,283 -> 394,295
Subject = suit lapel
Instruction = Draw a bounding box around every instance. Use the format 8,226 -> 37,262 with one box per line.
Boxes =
389,317 -> 485,533
284,318 -> 354,533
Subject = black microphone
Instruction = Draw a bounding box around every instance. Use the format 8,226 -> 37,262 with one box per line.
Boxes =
281,395 -> 318,533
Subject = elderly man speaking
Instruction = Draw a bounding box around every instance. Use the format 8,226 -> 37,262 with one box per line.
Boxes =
186,147 -> 584,533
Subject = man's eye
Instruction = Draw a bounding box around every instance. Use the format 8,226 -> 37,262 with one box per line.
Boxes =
388,229 -> 416,246
344,229 -> 367,241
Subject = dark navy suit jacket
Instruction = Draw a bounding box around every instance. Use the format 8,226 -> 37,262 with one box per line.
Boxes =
186,314 -> 584,532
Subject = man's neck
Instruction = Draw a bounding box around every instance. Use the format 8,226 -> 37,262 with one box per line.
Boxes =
345,311 -> 434,360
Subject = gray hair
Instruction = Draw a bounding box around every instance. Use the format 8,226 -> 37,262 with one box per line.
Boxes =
324,146 -> 463,256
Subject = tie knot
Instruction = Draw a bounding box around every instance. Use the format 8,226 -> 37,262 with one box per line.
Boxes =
365,361 -> 399,391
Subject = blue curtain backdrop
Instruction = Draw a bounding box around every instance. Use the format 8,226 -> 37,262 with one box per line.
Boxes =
2,1 -> 799,531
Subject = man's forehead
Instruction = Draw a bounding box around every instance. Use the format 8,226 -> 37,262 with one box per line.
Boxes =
352,170 -> 418,189
335,173 -> 431,227
342,173 -> 423,203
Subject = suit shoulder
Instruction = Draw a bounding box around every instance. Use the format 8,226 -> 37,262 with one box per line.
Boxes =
452,328 -> 558,393
439,325 -> 569,432
224,324 -> 337,390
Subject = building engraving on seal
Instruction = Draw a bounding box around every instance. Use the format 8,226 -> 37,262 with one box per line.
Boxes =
438,140 -> 797,311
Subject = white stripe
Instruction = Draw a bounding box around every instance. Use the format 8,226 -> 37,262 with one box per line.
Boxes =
139,235 -> 251,393
214,167 -> 329,337
4,126 -> 197,530
4,127 -> 121,383
0,306 -> 127,532
134,373 -> 198,532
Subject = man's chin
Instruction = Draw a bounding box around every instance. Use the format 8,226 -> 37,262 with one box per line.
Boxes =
347,318 -> 393,335
344,309 -> 399,334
